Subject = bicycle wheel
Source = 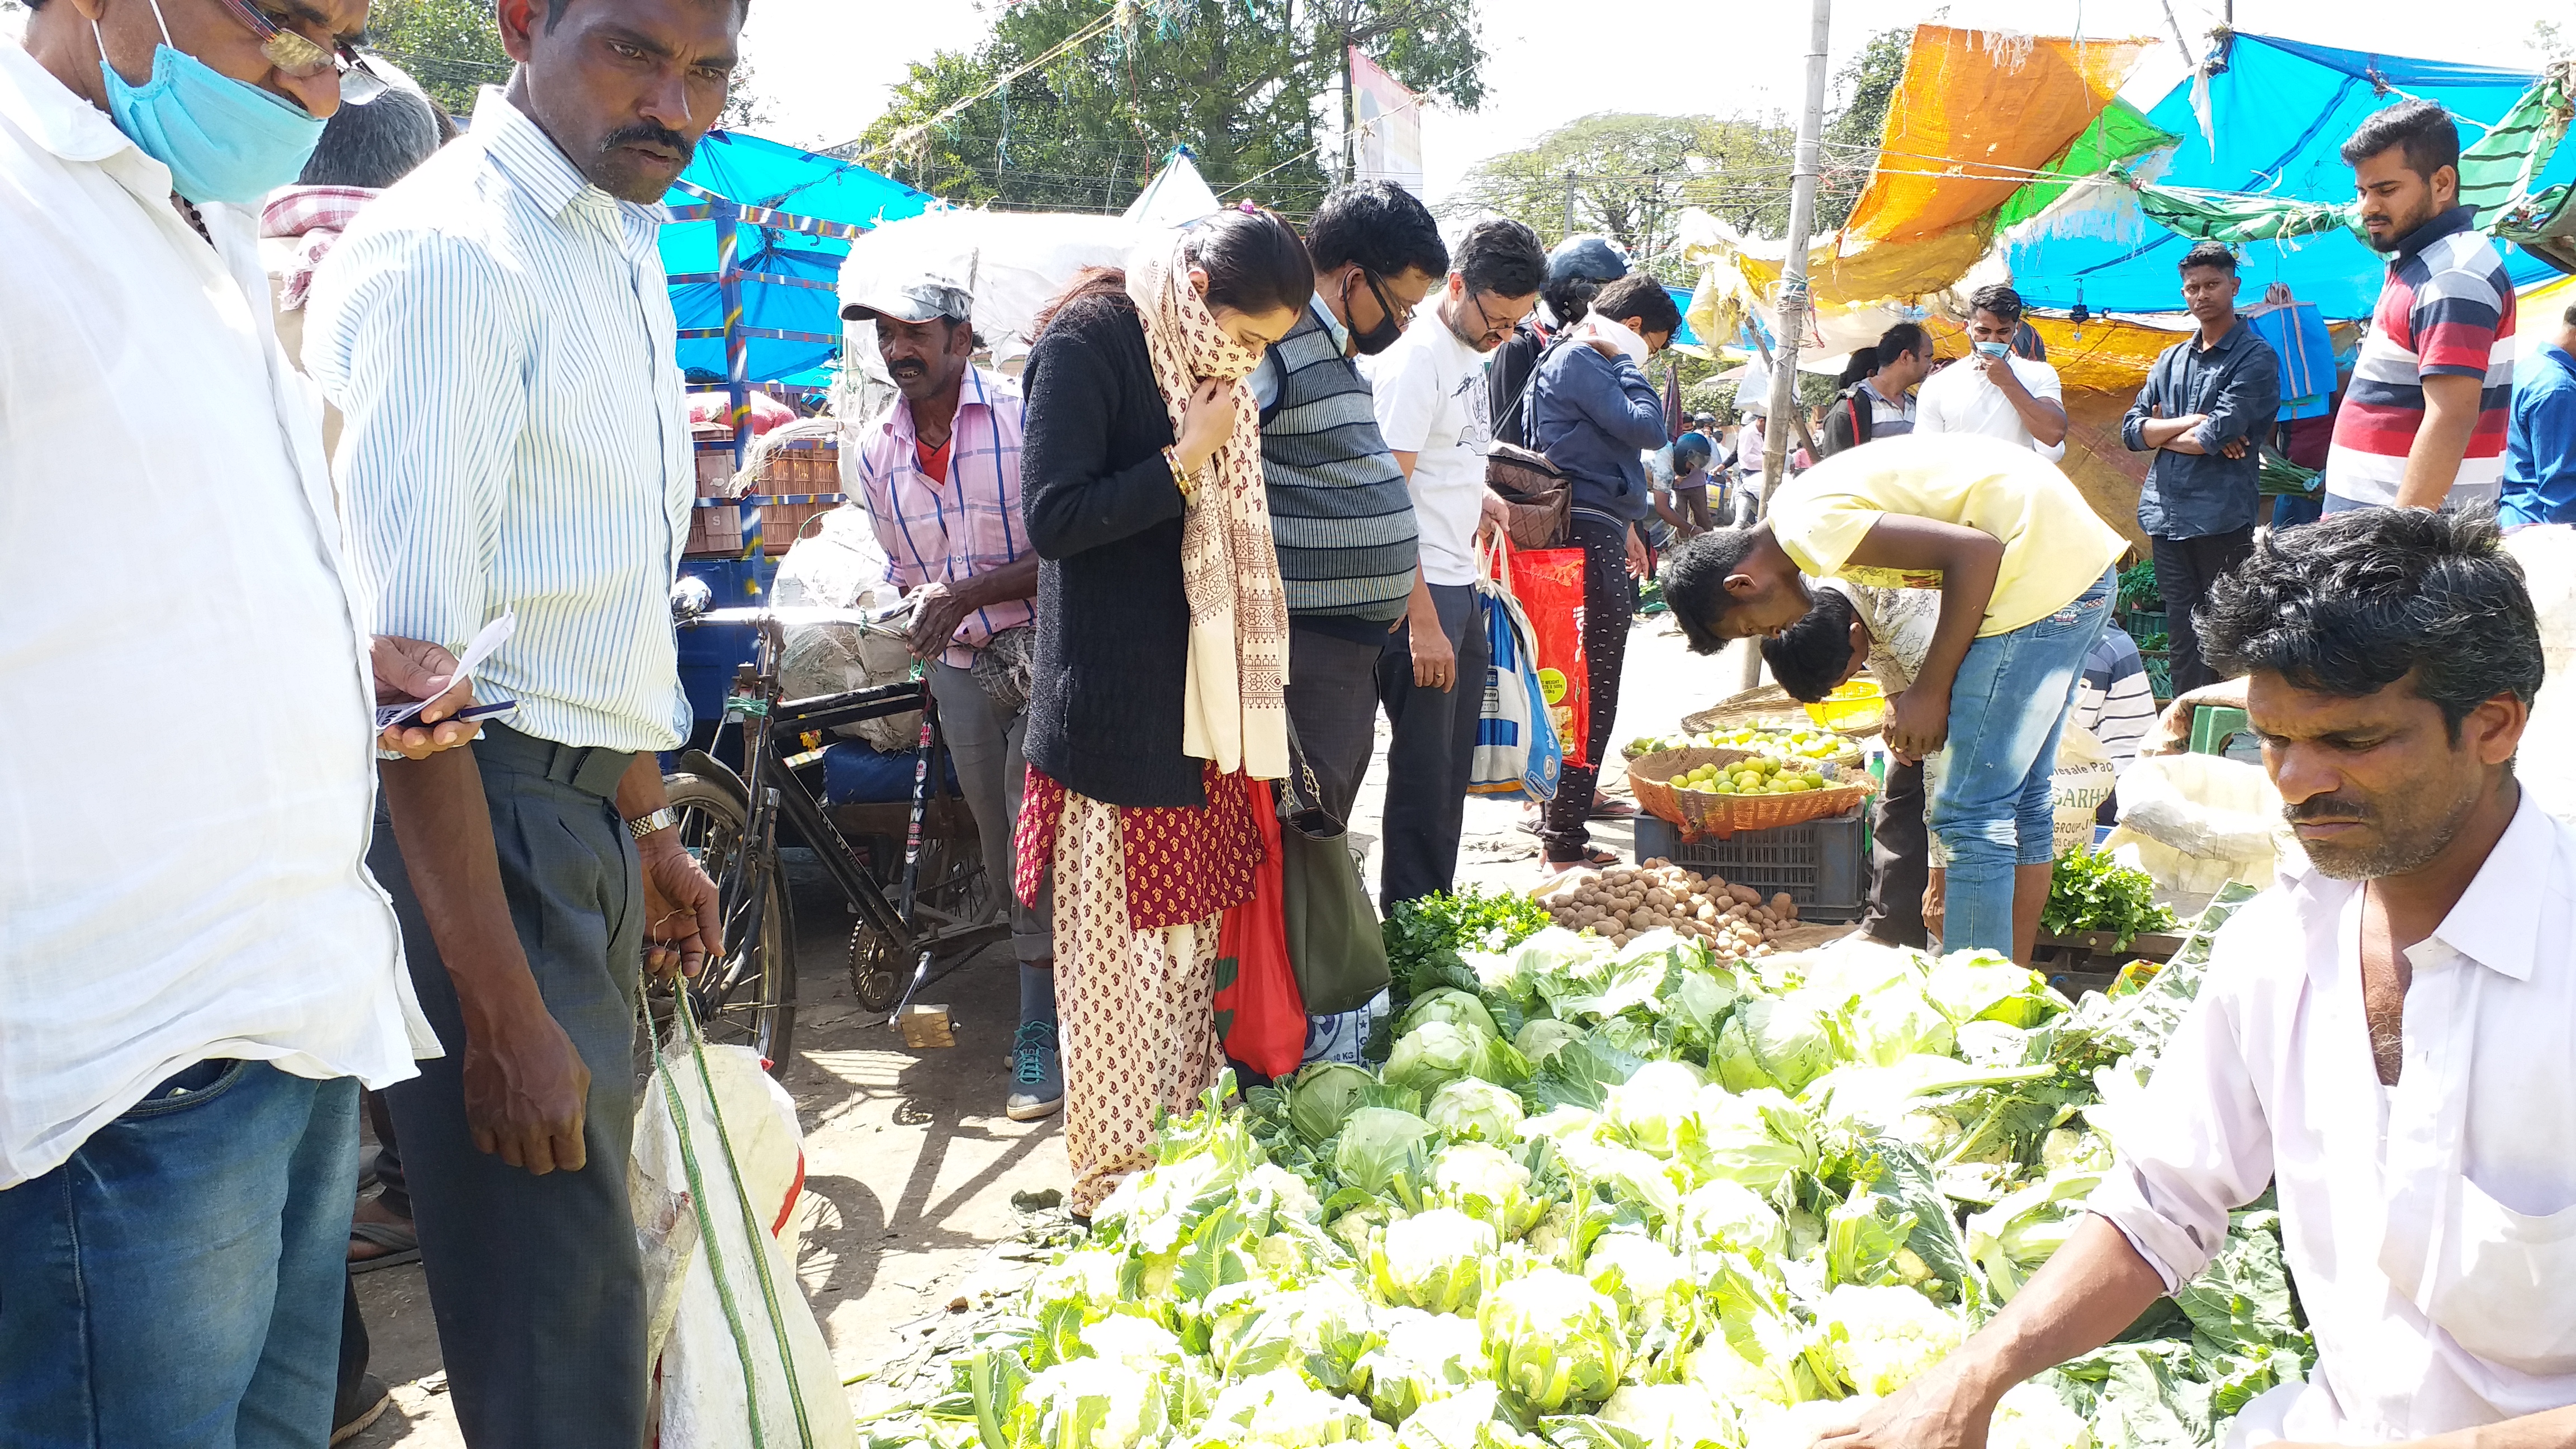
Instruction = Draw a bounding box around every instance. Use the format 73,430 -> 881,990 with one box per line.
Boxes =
845,834 -> 992,1012
637,772 -> 797,1087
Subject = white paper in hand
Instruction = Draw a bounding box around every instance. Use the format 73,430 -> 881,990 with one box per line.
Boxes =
375,612 -> 515,731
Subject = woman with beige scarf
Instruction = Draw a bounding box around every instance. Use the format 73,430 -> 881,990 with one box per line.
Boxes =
1014,211 -> 1315,1215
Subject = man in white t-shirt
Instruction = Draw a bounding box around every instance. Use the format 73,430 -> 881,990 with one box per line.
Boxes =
1916,283 -> 2070,460
1367,218 -> 1549,910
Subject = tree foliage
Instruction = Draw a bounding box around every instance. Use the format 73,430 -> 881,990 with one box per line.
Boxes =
849,0 -> 1486,217
1445,27 -> 1908,281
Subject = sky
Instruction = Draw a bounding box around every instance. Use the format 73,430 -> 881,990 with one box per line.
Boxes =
730,0 -> 2570,207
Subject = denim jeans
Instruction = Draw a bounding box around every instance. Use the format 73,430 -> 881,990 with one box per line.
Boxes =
1925,569 -> 2115,955
0,1060 -> 360,1449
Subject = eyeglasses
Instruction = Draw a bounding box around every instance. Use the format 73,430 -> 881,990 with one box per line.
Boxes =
1464,289 -> 1533,344
210,0 -> 386,101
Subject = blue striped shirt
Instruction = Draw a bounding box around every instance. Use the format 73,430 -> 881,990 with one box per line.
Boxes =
308,87 -> 692,752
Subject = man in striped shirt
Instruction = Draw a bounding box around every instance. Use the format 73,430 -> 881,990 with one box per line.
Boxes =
309,1 -> 741,1441
845,273 -> 1057,1121
2324,99 -> 2517,514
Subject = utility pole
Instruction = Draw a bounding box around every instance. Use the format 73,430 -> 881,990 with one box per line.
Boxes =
1745,0 -> 1833,689
1341,34 -> 1358,183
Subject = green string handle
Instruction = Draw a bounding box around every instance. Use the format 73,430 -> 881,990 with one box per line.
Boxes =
649,974 -> 819,1448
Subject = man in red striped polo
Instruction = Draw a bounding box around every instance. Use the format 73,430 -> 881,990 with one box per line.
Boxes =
2324,99 -> 2517,515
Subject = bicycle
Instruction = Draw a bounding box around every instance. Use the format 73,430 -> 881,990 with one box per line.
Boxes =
641,583 -> 1008,1082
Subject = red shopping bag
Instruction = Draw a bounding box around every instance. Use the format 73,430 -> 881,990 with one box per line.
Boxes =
1508,543 -> 1593,769
1213,778 -> 1305,1079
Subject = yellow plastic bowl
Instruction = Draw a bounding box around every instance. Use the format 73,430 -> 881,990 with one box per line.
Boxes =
1805,680 -> 1887,733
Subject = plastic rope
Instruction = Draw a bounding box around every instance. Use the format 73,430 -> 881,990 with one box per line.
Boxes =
672,980 -> 819,1449
650,988 -> 772,1449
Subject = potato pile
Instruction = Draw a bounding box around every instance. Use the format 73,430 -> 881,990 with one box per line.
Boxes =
1537,860 -> 1800,958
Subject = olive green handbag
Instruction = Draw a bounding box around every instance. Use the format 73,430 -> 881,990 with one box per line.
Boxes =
1274,724 -> 1391,1017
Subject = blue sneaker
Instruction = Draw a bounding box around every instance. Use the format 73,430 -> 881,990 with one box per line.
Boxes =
1007,1020 -> 1064,1121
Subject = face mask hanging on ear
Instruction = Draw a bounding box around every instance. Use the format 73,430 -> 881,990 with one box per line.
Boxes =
95,0 -> 325,205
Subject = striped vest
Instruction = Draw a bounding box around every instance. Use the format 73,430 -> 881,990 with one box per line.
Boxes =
1257,309 -> 1419,621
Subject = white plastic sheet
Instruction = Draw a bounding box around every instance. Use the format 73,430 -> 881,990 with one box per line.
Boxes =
631,1039 -> 855,1449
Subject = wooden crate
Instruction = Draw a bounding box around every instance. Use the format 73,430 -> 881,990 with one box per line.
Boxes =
685,500 -> 743,558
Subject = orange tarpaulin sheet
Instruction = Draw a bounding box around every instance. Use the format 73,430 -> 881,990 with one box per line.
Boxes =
1843,26 -> 2152,249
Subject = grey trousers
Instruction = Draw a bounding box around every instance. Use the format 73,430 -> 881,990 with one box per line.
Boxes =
1375,583 -> 1489,912
368,725 -> 647,1449
1285,619 -> 1392,824
929,661 -> 1052,962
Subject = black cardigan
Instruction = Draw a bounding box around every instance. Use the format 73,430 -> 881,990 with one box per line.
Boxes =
1019,292 -> 1204,808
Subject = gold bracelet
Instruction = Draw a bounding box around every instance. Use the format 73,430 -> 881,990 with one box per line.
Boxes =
1164,444 -> 1197,505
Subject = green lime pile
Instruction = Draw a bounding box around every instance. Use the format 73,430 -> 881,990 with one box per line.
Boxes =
1675,756 -> 1829,796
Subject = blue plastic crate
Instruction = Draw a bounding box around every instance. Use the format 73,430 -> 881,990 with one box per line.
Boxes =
1632,808 -> 1868,923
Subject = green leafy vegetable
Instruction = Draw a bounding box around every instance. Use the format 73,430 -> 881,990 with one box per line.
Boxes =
2043,850 -> 2181,949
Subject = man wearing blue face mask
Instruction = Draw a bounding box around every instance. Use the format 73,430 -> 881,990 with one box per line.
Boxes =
1916,284 -> 2070,461
1,0 -> 486,1444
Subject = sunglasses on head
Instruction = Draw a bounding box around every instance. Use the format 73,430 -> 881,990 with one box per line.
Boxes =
209,0 -> 386,102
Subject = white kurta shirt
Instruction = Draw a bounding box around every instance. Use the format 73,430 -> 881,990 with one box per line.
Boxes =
2089,792 -> 2576,1439
0,45 -> 429,1187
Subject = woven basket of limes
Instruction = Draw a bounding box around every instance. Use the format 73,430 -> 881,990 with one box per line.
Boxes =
1628,746 -> 1874,839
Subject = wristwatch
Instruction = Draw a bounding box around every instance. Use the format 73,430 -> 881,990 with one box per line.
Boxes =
626,807 -> 679,841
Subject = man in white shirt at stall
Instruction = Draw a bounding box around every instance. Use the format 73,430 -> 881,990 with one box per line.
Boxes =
0,0 -> 476,1441
1818,507 -> 2576,1449
1915,283 -> 2069,460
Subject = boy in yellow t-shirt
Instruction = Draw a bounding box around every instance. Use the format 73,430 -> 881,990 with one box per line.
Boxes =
1661,434 -> 2128,958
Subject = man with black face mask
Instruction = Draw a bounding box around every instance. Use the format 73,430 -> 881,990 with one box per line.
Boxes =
1249,181 -> 1444,827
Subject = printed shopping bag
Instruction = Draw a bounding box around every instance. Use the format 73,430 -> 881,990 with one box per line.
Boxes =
1470,537 -> 1562,800
1213,778 -> 1307,1080
1508,542 -> 1592,769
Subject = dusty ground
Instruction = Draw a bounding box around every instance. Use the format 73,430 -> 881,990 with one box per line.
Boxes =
347,618 -> 1760,1446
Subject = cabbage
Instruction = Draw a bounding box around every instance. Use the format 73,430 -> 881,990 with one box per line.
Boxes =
1426,1077 -> 1526,1144
1551,1135 -> 1684,1224
1582,1232 -> 1689,1330
1600,1060 -> 1706,1157
1477,1268 -> 1628,1413
1845,982 -> 1956,1066
1674,1086 -> 1819,1195
1966,1166 -> 2107,1300
1681,1180 -> 1787,1262
1598,1383 -> 1731,1449
1927,952 -> 2070,1029
1355,1306 -> 1487,1422
1019,1357 -> 1166,1449
1431,1142 -> 1545,1239
1663,965 -> 1742,1050
1386,1021 -> 1522,1095
1390,1381 -> 1504,1449
1813,1284 -> 1968,1396
1713,996 -> 1838,1095
1370,1208 -> 1496,1314
1291,1062 -> 1381,1143
1400,988 -> 1502,1042
1334,1107 -> 1437,1197
1954,1019 -> 2034,1066
1079,1312 -> 1187,1374
1205,1367 -> 1379,1447
1989,1382 -> 2093,1449
1740,1396 -> 1877,1449
1513,1017 -> 1586,1066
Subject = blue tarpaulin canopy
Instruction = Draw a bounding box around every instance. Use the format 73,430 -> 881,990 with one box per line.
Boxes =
2006,35 -> 2576,318
660,129 -> 943,388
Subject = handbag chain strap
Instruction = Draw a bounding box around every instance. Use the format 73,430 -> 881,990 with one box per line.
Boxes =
1280,713 -> 1327,820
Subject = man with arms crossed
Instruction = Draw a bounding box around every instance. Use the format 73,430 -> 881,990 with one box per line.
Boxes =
1817,509 -> 2576,1448
2325,99 -> 2517,514
309,0 -> 739,1440
845,272 -> 1059,1119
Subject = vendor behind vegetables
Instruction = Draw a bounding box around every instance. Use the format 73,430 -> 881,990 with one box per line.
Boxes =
1663,434 -> 2128,960
1813,509 -> 2576,1447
